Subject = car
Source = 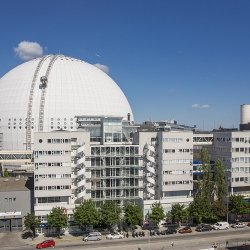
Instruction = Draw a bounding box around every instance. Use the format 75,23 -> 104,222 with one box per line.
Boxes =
195,224 -> 213,232
21,230 -> 33,239
213,222 -> 229,230
83,232 -> 102,241
160,228 -> 177,235
247,222 -> 250,227
36,239 -> 55,249
106,232 -> 124,240
178,226 -> 192,234
231,222 -> 246,228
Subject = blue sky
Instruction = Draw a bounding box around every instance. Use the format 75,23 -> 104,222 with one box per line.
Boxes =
1,0 -> 250,130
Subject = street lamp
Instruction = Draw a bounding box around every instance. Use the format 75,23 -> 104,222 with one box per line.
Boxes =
226,177 -> 230,223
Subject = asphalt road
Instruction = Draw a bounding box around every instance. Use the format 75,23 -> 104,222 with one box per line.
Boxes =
1,227 -> 250,250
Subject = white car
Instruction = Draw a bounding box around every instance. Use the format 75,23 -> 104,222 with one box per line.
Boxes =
231,222 -> 246,228
213,222 -> 229,230
106,232 -> 124,240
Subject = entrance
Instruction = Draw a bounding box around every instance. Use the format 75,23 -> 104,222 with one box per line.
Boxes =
0,218 -> 22,233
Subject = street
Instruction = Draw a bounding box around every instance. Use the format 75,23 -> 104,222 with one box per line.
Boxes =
1,227 -> 250,250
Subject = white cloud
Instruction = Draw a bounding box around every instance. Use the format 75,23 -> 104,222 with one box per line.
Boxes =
192,104 -> 209,109
192,104 -> 200,108
94,63 -> 109,74
14,41 -> 44,61
201,104 -> 209,108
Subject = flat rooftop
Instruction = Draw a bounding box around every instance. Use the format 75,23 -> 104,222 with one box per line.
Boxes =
0,177 -> 33,192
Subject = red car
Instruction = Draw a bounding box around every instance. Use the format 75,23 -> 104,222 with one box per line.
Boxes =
36,239 -> 55,249
178,226 -> 192,234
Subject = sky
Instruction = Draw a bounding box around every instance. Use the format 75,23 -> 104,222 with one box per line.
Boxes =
0,0 -> 250,130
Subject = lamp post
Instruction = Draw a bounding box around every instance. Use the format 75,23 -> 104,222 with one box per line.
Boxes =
226,191 -> 229,223
226,177 -> 230,223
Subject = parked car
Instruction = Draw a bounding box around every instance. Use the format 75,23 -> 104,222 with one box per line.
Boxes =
84,232 -> 102,241
247,222 -> 250,227
231,222 -> 246,228
36,239 -> 55,249
195,224 -> 213,232
178,226 -> 192,234
106,232 -> 124,240
213,222 -> 229,230
160,228 -> 177,235
21,230 -> 33,239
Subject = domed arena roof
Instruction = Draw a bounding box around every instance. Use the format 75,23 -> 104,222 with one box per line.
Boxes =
0,55 -> 133,150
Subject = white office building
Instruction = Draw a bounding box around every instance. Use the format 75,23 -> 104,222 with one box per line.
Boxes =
133,130 -> 194,216
211,130 -> 250,197
33,116 -> 144,224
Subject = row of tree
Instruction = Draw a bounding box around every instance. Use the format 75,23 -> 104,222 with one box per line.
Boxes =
24,200 -> 144,237
24,193 -> 249,238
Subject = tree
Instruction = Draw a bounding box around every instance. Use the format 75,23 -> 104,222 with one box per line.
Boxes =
188,197 -> 215,224
170,203 -> 188,223
3,169 -> 9,177
24,213 -> 40,237
149,202 -> 165,224
124,203 -> 143,229
200,148 -> 213,202
73,200 -> 99,230
47,207 -> 68,237
213,160 -> 226,201
212,200 -> 227,220
191,149 -> 228,223
99,201 -> 121,230
229,195 -> 248,215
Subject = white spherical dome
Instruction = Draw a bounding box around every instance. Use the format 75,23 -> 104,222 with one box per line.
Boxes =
0,55 -> 133,150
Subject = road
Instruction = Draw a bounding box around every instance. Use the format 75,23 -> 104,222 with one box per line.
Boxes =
1,227 -> 250,250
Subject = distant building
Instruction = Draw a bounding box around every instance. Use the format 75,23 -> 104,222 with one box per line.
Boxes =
0,177 -> 34,232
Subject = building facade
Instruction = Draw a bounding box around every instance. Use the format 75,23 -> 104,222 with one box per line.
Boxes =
33,116 -> 144,227
211,131 -> 250,197
133,130 -> 194,216
0,177 -> 33,232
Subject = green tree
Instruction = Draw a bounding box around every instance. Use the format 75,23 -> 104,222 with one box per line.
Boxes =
213,160 -> 226,201
149,202 -> 165,224
211,200 -> 227,220
73,200 -> 99,230
24,213 -> 40,237
3,169 -> 9,177
229,195 -> 248,215
124,203 -> 143,229
192,149 -> 228,222
170,203 -> 189,223
188,197 -> 215,224
200,148 -> 213,202
99,201 -> 121,230
47,207 -> 68,237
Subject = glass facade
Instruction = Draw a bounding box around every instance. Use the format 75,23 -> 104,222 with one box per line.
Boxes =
89,145 -> 141,206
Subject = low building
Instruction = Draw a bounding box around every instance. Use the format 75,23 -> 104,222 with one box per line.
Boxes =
0,177 -> 34,232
